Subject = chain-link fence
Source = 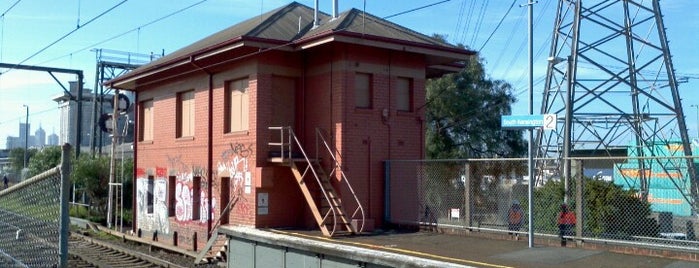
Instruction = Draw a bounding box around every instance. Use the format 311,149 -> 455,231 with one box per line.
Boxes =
386,157 -> 699,251
0,145 -> 71,267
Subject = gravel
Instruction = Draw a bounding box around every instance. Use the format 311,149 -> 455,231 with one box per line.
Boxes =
75,228 -> 223,268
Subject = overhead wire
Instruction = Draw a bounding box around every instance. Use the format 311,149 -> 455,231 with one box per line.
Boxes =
0,106 -> 61,127
469,0 -> 489,46
460,0 -> 477,46
0,0 -> 22,18
477,0 -> 517,52
452,0 -> 467,43
383,0 -> 451,19
508,0 -> 553,90
37,0 -> 209,66
490,7 -> 526,72
10,0 -> 128,69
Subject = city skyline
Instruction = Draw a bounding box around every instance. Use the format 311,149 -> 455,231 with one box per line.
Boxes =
4,122 -> 59,150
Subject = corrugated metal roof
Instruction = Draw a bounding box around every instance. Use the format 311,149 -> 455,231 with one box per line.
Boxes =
146,2 -> 320,67
307,8 -> 455,48
109,1 -> 470,87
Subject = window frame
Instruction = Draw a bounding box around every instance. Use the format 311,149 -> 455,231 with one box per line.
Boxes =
139,99 -> 154,142
396,77 -> 413,112
224,78 -> 250,134
355,72 -> 373,109
176,90 -> 196,138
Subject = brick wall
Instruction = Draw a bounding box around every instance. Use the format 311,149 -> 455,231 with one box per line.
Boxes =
133,42 -> 432,250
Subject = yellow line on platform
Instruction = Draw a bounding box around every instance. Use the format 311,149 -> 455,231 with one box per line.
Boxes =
270,230 -> 513,268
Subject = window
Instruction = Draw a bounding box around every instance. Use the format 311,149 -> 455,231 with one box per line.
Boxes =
225,78 -> 249,133
355,73 -> 372,108
147,176 -> 154,214
168,176 -> 176,217
177,90 -> 195,137
396,77 -> 413,112
192,176 -> 201,220
139,100 -> 154,141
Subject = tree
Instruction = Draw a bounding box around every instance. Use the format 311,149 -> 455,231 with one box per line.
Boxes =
425,57 -> 526,159
72,155 -> 111,214
27,146 -> 63,177
8,147 -> 37,179
531,178 -> 658,238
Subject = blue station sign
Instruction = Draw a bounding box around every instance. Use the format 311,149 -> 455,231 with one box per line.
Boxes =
501,114 -> 556,130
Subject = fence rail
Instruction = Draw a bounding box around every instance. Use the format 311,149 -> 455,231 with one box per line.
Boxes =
386,157 -> 699,252
0,144 -> 71,267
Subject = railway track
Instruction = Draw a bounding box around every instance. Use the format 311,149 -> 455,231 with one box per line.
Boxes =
69,232 -> 189,268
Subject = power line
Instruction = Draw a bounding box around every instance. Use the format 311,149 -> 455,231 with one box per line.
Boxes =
0,0 -> 22,18
0,106 -> 60,127
383,0 -> 451,19
37,0 -> 210,66
12,0 -> 128,68
452,0 -> 467,44
469,0 -> 489,46
460,0 -> 477,45
477,0 -> 517,51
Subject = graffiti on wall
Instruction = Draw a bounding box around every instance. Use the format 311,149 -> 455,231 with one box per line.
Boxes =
136,167 -> 169,234
166,155 -> 216,224
173,177 -> 216,224
135,155 -> 218,235
218,142 -> 254,213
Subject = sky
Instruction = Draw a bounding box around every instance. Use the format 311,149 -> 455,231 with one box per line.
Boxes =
0,0 -> 697,150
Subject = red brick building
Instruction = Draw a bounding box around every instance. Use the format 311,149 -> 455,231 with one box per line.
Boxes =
108,2 -> 472,251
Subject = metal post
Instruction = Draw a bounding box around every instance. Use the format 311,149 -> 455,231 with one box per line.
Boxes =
23,105 -> 29,172
563,55 -> 573,204
107,89 -> 119,229
691,104 -> 699,140
59,143 -> 72,268
464,162 -> 472,228
526,0 -> 537,248
574,159 -> 583,244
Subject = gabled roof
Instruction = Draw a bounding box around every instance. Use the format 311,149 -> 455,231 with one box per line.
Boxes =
108,2 -> 473,89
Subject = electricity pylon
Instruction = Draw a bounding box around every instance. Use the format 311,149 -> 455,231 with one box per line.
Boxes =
537,0 -> 697,214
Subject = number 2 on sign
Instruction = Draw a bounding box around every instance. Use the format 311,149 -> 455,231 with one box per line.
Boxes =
543,114 -> 556,130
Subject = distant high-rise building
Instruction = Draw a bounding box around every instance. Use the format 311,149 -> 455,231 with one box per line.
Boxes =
34,125 -> 46,147
47,132 -> 59,146
19,123 -> 30,149
5,136 -> 19,149
53,81 -> 108,148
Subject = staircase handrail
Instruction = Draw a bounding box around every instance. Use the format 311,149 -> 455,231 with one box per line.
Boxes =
208,190 -> 241,236
269,126 -> 340,235
195,190 -> 241,264
315,128 -> 366,233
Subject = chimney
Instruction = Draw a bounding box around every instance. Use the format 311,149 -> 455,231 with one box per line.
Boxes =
313,0 -> 319,28
332,0 -> 338,19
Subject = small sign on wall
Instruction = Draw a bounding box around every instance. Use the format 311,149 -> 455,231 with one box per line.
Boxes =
244,172 -> 252,194
257,192 -> 269,215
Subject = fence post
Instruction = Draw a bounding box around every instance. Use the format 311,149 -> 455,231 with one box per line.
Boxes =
573,159 -> 583,244
464,162 -> 472,229
59,143 -> 72,268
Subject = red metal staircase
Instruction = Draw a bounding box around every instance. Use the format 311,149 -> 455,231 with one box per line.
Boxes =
268,126 -> 365,237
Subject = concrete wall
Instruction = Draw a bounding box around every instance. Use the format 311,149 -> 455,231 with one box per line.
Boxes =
220,226 -> 465,268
